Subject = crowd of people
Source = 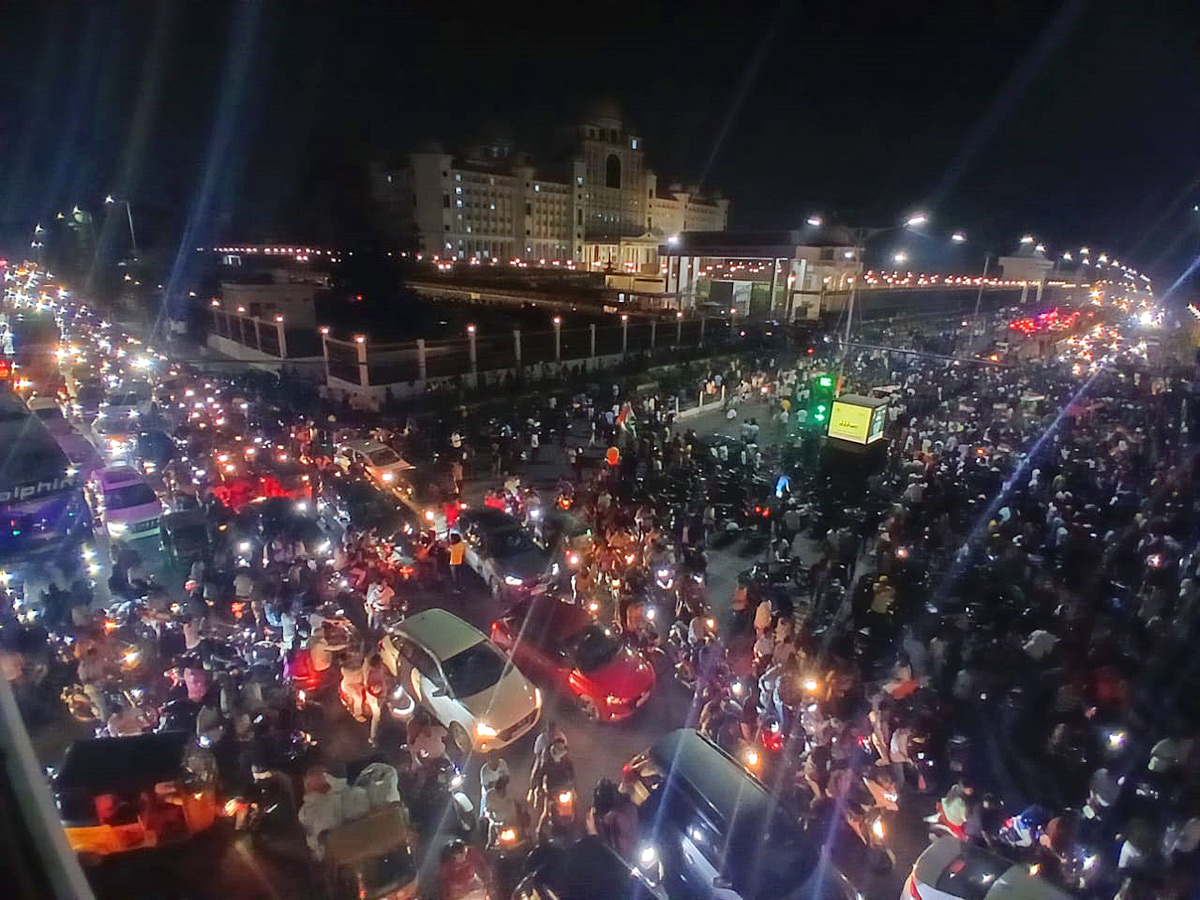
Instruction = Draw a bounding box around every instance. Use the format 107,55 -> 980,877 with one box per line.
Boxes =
5,292 -> 1199,899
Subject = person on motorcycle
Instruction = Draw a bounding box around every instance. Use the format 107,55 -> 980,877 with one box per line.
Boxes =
406,708 -> 449,766
530,735 -> 575,835
590,777 -> 638,859
306,619 -> 350,687
438,838 -> 489,900
483,774 -> 524,848
364,576 -> 395,632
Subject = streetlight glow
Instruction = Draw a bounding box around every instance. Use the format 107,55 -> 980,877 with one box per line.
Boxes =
893,251 -> 909,264
806,215 -> 822,227
951,232 -> 967,243
904,213 -> 928,228
1062,252 -> 1073,261
105,195 -> 115,205
1020,235 -> 1035,244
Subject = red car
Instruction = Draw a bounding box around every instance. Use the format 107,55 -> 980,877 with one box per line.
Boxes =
491,598 -> 655,722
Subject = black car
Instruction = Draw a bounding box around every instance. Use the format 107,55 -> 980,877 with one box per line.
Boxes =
319,476 -> 418,538
231,498 -> 329,562
621,730 -> 859,900
160,509 -> 211,562
512,836 -> 667,900
134,429 -> 179,476
456,508 -> 551,599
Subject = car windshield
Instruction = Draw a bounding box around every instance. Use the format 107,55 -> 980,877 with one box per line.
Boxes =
105,482 -> 158,510
440,641 -> 507,697
934,851 -> 1012,900
487,528 -> 536,556
367,447 -> 401,466
110,392 -> 144,407
567,625 -> 622,672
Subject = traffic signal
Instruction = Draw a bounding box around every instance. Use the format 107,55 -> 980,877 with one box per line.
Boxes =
808,372 -> 835,430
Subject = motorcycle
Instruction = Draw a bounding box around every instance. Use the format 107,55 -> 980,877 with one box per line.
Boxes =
538,782 -> 581,845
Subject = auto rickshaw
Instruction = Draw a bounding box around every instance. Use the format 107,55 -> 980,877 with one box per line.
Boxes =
160,508 -> 211,563
51,731 -> 219,857
322,803 -> 418,900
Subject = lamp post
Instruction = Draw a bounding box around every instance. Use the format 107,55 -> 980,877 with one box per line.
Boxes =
105,195 -> 139,260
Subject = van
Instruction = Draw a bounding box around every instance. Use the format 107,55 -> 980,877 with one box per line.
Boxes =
621,730 -> 858,900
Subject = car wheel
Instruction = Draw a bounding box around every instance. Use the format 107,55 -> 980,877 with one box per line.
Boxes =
449,722 -> 472,757
579,696 -> 600,721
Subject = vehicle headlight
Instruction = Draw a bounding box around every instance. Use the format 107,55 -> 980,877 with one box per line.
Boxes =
535,688 -> 542,707
504,575 -> 523,586
238,541 -> 251,553
128,409 -> 139,418
381,471 -> 394,483
108,521 -> 128,534
499,827 -> 517,843
871,817 -> 886,840
638,846 -> 658,868
476,722 -> 497,737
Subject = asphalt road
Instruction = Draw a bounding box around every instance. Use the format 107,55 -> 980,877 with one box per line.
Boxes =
27,400 -> 927,900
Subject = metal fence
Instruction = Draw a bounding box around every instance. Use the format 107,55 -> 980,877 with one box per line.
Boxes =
324,315 -> 741,391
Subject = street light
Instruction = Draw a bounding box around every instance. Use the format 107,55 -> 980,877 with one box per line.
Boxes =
1019,234 -> 1035,245
904,213 -> 929,228
893,252 -> 909,264
951,232 -> 967,243
806,215 -> 823,227
1062,252 -> 1073,261
105,194 -> 139,259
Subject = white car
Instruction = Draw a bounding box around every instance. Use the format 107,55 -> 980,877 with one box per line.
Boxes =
380,608 -> 541,754
98,380 -> 153,423
28,397 -> 74,436
334,439 -> 414,491
92,466 -> 164,539
90,415 -> 136,462
906,838 -> 1074,900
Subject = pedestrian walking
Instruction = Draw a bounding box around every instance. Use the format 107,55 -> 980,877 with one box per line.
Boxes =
448,533 -> 465,590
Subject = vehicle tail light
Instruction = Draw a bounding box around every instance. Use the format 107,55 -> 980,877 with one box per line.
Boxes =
908,874 -> 922,900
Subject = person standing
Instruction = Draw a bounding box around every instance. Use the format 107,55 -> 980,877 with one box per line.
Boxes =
529,430 -> 540,463
448,533 -> 466,590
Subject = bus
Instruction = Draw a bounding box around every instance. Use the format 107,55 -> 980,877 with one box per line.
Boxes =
0,391 -> 91,561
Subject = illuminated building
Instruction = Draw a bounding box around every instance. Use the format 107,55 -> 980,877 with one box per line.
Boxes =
373,100 -> 728,264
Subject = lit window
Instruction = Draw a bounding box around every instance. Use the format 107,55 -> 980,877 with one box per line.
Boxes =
455,186 -> 462,194
455,173 -> 461,181
386,174 -> 393,183
631,138 -> 639,150
534,184 -> 540,192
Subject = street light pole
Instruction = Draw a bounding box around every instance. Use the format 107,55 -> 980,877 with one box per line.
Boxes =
106,195 -> 139,260
971,252 -> 992,345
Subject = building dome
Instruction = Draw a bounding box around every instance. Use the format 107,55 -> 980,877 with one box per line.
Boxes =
584,97 -> 623,129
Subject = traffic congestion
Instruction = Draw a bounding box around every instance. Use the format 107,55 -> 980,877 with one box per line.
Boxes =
1,260 -> 1196,900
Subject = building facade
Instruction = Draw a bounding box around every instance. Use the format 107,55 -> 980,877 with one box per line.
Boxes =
373,101 -> 727,264
658,229 -> 863,319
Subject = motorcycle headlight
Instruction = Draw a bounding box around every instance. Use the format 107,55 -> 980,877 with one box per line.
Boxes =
558,790 -> 574,804
871,817 -> 886,840
381,471 -> 394,483
476,722 -> 497,737
504,575 -> 523,586
638,846 -> 658,868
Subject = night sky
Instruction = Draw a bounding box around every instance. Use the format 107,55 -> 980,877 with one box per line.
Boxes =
2,1 -> 1199,289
